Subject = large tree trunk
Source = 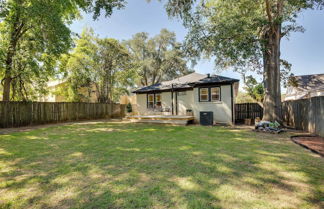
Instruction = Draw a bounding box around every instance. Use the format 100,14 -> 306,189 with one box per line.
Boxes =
2,76 -> 12,101
2,6 -> 23,101
103,75 -> 109,102
262,24 -> 282,122
2,49 -> 15,101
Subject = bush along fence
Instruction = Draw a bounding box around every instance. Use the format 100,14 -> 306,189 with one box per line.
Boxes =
282,96 -> 324,137
0,102 -> 126,128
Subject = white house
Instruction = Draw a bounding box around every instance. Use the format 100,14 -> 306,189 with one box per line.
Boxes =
285,74 -> 324,101
132,73 -> 239,125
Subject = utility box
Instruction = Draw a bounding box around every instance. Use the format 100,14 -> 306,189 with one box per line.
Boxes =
200,111 -> 213,126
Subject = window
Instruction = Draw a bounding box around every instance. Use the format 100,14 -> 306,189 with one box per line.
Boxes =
147,93 -> 162,108
155,94 -> 162,107
148,94 -> 154,108
199,88 -> 209,101
199,87 -> 221,102
211,87 -> 221,101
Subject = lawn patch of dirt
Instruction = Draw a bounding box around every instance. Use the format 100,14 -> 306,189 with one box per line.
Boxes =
291,135 -> 324,157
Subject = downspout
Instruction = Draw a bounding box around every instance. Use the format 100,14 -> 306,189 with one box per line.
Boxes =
171,84 -> 174,115
175,90 -> 178,115
231,83 -> 234,125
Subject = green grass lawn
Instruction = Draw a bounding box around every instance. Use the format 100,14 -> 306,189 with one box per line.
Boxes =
0,121 -> 323,209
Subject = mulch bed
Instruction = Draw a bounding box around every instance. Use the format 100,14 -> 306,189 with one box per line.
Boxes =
291,135 -> 324,157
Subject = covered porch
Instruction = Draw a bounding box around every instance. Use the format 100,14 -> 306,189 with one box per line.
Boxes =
125,115 -> 195,125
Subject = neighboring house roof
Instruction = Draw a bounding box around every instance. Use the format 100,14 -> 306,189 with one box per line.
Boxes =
133,73 -> 239,93
285,73 -> 324,101
292,74 -> 324,91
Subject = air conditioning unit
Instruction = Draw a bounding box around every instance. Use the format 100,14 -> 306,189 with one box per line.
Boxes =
200,111 -> 213,126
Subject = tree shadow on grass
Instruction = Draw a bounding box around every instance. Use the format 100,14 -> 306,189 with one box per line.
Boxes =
0,122 -> 323,209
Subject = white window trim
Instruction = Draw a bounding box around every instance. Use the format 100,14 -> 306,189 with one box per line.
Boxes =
199,88 -> 209,102
155,93 -> 162,107
147,93 -> 162,109
198,86 -> 222,102
147,94 -> 154,108
211,87 -> 221,102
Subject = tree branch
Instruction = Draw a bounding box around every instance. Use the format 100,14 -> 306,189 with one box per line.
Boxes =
264,0 -> 273,24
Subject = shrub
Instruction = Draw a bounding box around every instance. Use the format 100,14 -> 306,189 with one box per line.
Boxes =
126,103 -> 132,113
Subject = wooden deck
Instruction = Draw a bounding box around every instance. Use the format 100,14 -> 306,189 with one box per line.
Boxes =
125,115 -> 195,125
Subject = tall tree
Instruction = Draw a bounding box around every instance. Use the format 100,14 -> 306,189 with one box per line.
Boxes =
0,0 -> 125,101
160,0 -> 324,121
244,76 -> 265,105
124,29 -> 192,86
60,29 -> 135,103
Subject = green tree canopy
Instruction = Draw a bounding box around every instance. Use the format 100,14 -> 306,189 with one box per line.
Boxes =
124,29 -> 193,86
244,76 -> 265,104
0,0 -> 125,101
59,28 -> 135,103
235,91 -> 256,104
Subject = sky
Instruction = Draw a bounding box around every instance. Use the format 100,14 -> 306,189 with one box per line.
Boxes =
71,0 -> 324,87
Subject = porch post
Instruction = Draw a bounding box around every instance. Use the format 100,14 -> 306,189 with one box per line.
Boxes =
171,84 -> 174,115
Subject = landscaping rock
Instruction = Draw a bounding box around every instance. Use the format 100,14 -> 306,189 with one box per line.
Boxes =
255,121 -> 283,134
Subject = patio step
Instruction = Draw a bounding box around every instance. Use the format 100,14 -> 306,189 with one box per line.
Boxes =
127,119 -> 188,125
125,115 -> 194,125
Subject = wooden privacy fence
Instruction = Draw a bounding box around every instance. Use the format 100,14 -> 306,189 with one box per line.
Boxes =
282,96 -> 324,137
235,103 -> 263,123
0,102 -> 126,128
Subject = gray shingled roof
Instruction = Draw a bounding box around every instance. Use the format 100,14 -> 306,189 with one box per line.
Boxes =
133,73 -> 239,93
291,74 -> 324,91
190,75 -> 239,85
163,73 -> 206,85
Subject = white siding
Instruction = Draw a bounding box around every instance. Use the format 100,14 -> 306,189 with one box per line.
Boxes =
136,94 -> 147,115
135,92 -> 173,115
161,92 -> 172,110
284,87 -> 324,101
191,85 -> 232,124
177,90 -> 194,115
